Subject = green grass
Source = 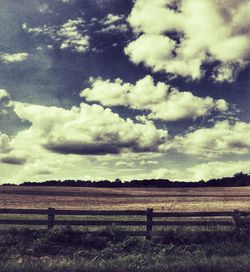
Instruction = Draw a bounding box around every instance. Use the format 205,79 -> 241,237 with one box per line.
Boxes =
0,227 -> 249,272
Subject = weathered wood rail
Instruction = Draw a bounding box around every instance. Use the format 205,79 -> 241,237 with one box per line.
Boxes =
0,208 -> 249,240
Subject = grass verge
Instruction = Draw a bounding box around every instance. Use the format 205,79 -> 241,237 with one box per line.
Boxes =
0,227 -> 249,272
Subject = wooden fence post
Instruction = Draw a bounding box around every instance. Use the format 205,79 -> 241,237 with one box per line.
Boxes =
48,208 -> 55,229
233,210 -> 241,234
146,208 -> 153,241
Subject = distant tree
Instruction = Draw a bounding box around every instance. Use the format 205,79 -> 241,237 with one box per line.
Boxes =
114,178 -> 122,185
234,172 -> 246,178
3,172 -> 250,188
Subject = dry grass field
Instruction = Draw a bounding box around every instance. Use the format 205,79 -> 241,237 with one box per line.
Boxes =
0,186 -> 250,211
0,186 -> 250,272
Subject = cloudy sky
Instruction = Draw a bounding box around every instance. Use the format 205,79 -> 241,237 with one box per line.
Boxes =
0,0 -> 250,183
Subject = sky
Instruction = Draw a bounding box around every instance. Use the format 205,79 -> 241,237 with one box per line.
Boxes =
0,0 -> 250,183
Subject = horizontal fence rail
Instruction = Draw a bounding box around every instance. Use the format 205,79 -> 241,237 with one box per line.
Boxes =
0,208 -> 147,216
0,208 -> 249,240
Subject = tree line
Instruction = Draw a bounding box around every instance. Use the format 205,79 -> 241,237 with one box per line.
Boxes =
3,172 -> 250,187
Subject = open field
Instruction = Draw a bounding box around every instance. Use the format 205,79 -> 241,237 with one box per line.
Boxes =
0,187 -> 249,272
0,186 -> 250,211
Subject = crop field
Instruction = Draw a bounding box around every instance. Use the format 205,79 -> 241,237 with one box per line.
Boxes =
0,186 -> 250,211
0,186 -> 249,272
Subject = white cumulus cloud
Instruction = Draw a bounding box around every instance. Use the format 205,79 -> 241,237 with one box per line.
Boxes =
172,120 -> 250,157
58,18 -> 89,53
186,160 -> 250,181
23,17 -> 89,53
81,75 -> 229,121
0,133 -> 11,153
0,52 -> 29,63
0,89 -> 10,100
11,101 -> 168,155
125,0 -> 250,82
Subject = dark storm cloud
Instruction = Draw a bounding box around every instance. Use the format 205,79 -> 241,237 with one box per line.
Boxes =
0,156 -> 26,165
228,140 -> 250,150
43,139 -> 162,156
44,142 -> 122,155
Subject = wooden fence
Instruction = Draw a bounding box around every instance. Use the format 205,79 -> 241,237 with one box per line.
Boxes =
0,208 -> 249,240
